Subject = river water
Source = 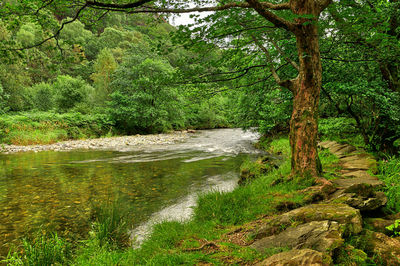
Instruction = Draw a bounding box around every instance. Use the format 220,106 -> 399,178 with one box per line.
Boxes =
0,128 -> 260,256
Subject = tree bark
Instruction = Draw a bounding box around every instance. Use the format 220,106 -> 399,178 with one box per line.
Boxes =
290,23 -> 322,177
288,1 -> 330,177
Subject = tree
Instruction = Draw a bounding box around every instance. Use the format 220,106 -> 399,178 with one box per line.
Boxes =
110,56 -> 184,133
0,0 -> 334,177
90,48 -> 118,103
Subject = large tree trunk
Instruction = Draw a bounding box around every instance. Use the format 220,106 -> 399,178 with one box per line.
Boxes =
289,4 -> 324,177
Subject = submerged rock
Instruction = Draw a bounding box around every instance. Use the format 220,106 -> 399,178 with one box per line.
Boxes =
256,248 -> 332,266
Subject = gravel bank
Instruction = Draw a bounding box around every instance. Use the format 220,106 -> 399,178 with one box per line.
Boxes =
0,131 -> 191,154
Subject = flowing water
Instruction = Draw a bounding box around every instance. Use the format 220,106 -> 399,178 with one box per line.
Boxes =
0,128 -> 261,256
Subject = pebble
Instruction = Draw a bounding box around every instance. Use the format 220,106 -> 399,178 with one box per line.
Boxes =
0,131 -> 190,154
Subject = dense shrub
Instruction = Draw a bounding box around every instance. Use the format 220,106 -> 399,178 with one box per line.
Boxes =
31,82 -> 54,111
53,75 -> 93,112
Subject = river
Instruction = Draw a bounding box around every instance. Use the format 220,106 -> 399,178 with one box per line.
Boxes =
0,128 -> 260,256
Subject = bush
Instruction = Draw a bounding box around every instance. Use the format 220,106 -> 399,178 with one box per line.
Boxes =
318,117 -> 358,140
53,75 -> 93,112
31,82 -> 54,111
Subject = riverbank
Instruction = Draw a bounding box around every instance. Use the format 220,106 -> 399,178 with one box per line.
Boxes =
4,137 -> 400,265
0,131 -> 191,154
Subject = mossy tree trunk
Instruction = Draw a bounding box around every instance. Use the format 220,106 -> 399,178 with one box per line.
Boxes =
289,22 -> 322,177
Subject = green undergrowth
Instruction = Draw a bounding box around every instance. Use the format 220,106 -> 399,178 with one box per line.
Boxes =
0,112 -> 115,145
4,137 -> 341,265
378,156 -> 400,213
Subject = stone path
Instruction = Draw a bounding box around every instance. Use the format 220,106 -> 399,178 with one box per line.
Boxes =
243,141 -> 400,265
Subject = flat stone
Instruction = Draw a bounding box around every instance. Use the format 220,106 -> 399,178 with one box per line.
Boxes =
319,141 -> 337,150
252,204 -> 363,239
334,146 -> 357,157
332,177 -> 383,189
251,221 -> 343,256
328,190 -> 387,211
329,144 -> 355,155
256,248 -> 332,266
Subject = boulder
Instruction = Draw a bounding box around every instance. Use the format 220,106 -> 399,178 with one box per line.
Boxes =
365,218 -> 394,234
251,221 -> 343,256
252,204 -> 362,239
365,231 -> 400,265
256,248 -> 332,266
329,189 -> 387,212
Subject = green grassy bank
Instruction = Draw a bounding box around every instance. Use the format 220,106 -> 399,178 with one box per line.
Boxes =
0,112 -> 114,145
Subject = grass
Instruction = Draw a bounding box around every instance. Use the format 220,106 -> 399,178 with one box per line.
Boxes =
0,111 -> 115,145
377,156 -> 400,213
4,137 -> 342,265
4,232 -> 71,266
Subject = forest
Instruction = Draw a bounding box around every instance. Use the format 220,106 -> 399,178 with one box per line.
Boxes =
1,0 -> 400,265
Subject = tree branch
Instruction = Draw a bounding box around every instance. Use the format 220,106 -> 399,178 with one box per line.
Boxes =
250,34 -> 294,92
266,36 -> 299,70
246,0 -> 294,32
85,0 -> 154,9
0,3 -> 88,51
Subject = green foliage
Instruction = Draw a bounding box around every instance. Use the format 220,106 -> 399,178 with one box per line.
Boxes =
4,233 -> 71,266
110,56 -> 184,133
318,117 -> 358,141
233,87 -> 292,136
91,48 -> 117,103
386,220 -> 400,236
16,22 -> 43,47
30,82 -> 54,111
53,75 -> 92,112
185,95 -> 231,129
0,83 -> 9,113
59,19 -> 93,46
378,156 -> 400,213
0,112 -> 114,145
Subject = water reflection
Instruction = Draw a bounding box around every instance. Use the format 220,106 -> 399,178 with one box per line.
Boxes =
0,129 -> 260,257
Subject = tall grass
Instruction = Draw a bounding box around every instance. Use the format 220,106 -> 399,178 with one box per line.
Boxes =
4,233 -> 71,266
378,156 -> 400,213
89,200 -> 130,248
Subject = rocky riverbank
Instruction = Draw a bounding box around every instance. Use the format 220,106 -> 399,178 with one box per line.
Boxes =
228,141 -> 399,265
0,131 -> 191,154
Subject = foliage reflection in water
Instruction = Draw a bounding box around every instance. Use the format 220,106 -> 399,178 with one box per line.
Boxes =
0,129 -> 260,257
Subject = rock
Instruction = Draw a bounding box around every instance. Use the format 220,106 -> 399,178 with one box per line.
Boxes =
256,248 -> 332,266
334,145 -> 357,158
340,155 -> 378,174
252,203 -> 363,239
329,189 -> 387,211
365,231 -> 400,265
332,175 -> 383,189
251,220 -> 343,256
365,218 -> 394,233
319,140 -> 339,150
